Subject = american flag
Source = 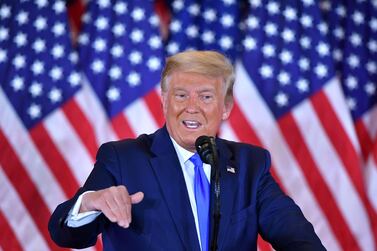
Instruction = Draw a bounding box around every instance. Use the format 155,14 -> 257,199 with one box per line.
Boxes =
0,0 -> 376,251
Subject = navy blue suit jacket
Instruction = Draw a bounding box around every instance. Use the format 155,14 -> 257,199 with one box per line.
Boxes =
48,126 -> 325,250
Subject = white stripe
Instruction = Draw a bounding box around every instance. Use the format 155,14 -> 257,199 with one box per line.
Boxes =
362,105 -> 377,141
0,88 -> 66,211
124,99 -> 159,136
324,78 -> 360,151
0,167 -> 49,251
44,109 -> 94,185
75,74 -> 118,144
365,153 -> 377,212
234,61 -> 341,251
219,121 -> 239,141
292,94 -> 374,250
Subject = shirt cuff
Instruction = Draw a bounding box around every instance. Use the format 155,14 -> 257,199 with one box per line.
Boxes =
66,191 -> 102,228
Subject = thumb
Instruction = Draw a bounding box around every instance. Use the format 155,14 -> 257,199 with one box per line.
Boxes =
130,191 -> 144,204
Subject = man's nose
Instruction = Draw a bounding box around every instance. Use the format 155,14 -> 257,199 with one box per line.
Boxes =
185,95 -> 199,113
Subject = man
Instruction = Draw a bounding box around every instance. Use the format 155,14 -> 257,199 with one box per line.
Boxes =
48,50 -> 325,250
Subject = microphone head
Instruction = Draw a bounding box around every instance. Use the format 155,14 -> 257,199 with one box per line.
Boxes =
195,135 -> 217,165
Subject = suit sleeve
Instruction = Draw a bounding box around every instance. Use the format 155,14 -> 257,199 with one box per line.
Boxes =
48,142 -> 120,248
257,150 -> 326,251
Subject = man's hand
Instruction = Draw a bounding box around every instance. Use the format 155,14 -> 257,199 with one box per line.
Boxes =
80,186 -> 144,228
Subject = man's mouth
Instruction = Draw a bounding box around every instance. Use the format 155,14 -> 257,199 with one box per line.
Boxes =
182,120 -> 201,129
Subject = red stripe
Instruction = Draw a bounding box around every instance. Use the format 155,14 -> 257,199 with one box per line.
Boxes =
257,235 -> 273,251
111,113 -> 136,139
154,0 -> 171,39
62,99 -> 98,160
355,119 -> 374,162
279,113 -> 361,251
67,0 -> 85,36
228,102 -> 286,192
144,90 -> 165,127
0,130 -> 65,251
0,210 -> 23,251
312,91 -> 377,247
30,123 -> 79,198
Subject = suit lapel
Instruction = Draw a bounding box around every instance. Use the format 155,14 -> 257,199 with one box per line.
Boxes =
149,127 -> 200,251
212,139 -> 238,250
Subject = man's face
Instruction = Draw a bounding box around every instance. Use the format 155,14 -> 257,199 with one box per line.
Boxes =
162,71 -> 233,152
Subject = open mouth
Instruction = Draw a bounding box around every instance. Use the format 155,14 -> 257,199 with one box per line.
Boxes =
182,120 -> 202,129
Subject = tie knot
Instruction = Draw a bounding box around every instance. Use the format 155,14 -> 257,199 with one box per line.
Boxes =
189,153 -> 203,169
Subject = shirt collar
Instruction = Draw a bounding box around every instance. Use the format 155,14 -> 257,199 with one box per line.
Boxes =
170,137 -> 195,164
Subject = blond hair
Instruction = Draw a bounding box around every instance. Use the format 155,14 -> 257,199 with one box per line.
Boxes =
161,50 -> 235,102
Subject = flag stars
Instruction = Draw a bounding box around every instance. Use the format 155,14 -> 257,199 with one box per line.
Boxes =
264,22 -> 277,36
131,8 -> 145,22
34,16 -> 47,30
277,71 -> 290,85
296,79 -> 309,93
316,42 -> 330,56
130,29 -> 144,43
334,27 -> 344,40
109,66 -> 122,80
299,58 -> 310,71
91,59 -> 105,73
243,36 -> 256,50
93,38 -> 107,52
333,49 -> 343,62
31,60 -> 44,75
203,9 -> 216,22
111,44 -> 124,58
266,2 -> 279,15
314,64 -> 328,78
347,54 -> 360,68
370,18 -> 377,31
78,33 -> 89,45
32,39 -> 46,53
95,16 -> 109,30
114,2 -> 127,14
149,15 -> 159,27
16,11 -> 28,25
281,28 -> 295,43
201,31 -> 215,44
14,32 -> 27,47
0,5 -> 11,19
352,11 -> 364,25
112,23 -> 125,37
97,0 -> 110,8
345,76 -> 358,90
262,44 -> 275,57
107,87 -> 120,101
283,7 -> 296,21
29,82 -> 43,97
365,82 -> 376,96
0,26 -> 8,41
279,50 -> 293,64
170,20 -> 182,33
366,61 -> 377,74
246,16 -> 259,29
317,22 -> 328,35
13,54 -> 26,69
49,67 -> 63,81
69,52 -> 78,64
147,57 -> 161,71
259,64 -> 273,78
301,15 -> 312,28
68,72 -> 81,87
128,51 -> 142,65
127,72 -> 141,87
368,40 -> 377,52
275,92 -> 289,107
223,0 -> 235,5
51,44 -> 65,59
186,25 -> 198,38
48,88 -> 62,103
346,97 -> 356,110
300,36 -> 311,49
221,14 -> 234,28
148,36 -> 162,49
11,76 -> 24,91
53,1 -> 65,14
336,6 -> 346,17
28,104 -> 41,119
188,4 -> 200,16
172,0 -> 184,11
350,33 -> 362,47
167,42 -> 179,55
0,49 -> 6,63
219,36 -> 232,50
52,22 -> 65,36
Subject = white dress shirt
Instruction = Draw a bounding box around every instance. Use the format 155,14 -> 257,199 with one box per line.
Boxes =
67,137 -> 211,249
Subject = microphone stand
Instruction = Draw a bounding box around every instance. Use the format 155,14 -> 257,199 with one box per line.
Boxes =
209,138 -> 220,251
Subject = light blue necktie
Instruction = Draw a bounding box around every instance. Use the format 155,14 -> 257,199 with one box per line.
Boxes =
190,153 -> 210,251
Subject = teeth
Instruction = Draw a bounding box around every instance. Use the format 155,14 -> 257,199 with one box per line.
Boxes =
183,120 -> 200,129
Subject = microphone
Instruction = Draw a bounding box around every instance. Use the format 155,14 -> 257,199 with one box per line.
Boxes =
195,136 -> 221,251
195,135 -> 218,166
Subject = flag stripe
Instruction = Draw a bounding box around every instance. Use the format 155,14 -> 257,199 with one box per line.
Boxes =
279,113 -> 360,250
44,109 -> 95,186
62,98 -> 98,160
124,99 -> 159,136
0,211 -> 23,251
144,89 -> 165,127
111,113 -> 136,139
0,131 -> 63,251
355,120 -> 374,161
0,167 -> 49,251
29,124 -> 79,198
234,62 -> 341,250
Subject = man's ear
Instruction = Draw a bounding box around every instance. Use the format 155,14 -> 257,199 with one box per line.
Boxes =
222,98 -> 234,120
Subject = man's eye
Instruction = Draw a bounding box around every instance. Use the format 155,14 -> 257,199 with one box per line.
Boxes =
175,93 -> 187,99
201,95 -> 213,101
